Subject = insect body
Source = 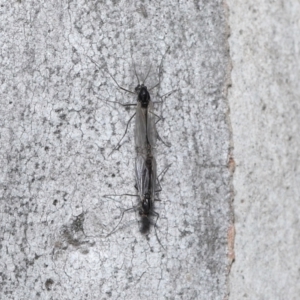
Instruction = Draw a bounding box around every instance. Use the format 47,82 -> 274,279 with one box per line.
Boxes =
104,149 -> 161,236
134,88 -> 158,152
85,52 -> 171,154
135,86 -> 160,232
108,78 -> 165,156
134,82 -> 158,219
135,152 -> 157,215
135,150 -> 161,234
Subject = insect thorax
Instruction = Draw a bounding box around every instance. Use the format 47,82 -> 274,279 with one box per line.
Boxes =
135,84 -> 150,108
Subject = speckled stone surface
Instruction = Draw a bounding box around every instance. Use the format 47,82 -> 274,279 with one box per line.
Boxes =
0,1 -> 232,299
228,1 -> 300,299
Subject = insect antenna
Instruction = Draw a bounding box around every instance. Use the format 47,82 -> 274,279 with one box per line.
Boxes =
85,54 -> 136,95
132,60 -> 141,85
142,64 -> 152,85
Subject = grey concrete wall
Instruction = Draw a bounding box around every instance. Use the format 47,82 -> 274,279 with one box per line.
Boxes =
228,1 -> 300,299
1,0 -> 299,299
0,1 -> 232,299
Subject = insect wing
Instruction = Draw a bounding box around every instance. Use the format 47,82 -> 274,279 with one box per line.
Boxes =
150,156 -> 157,201
135,102 -> 147,151
147,100 -> 157,148
135,154 -> 149,200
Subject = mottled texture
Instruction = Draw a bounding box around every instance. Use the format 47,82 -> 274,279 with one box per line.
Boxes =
0,1 -> 232,299
228,1 -> 300,299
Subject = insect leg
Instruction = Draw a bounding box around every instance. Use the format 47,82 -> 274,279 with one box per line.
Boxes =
106,206 -> 138,237
151,210 -> 165,250
152,89 -> 178,104
105,99 -> 137,107
103,193 -> 139,198
157,134 -> 171,148
148,82 -> 159,91
154,162 -> 172,195
108,112 -> 136,156
148,110 -> 171,147
157,163 -> 172,182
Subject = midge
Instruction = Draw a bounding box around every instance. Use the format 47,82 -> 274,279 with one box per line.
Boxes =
134,143 -> 171,244
86,49 -> 171,154
105,150 -> 165,247
135,151 -> 160,221
107,61 -> 171,155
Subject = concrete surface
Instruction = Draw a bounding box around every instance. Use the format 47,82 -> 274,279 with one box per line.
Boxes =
4,0 -> 299,299
228,1 -> 300,299
0,1 -> 232,299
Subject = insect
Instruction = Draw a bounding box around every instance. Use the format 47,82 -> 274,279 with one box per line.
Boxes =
105,151 -> 161,234
136,150 -> 158,210
86,49 -> 172,247
107,65 -> 171,155
85,49 -> 172,155
135,147 -> 166,236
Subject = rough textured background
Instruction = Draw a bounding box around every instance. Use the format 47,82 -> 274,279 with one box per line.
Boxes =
228,1 -> 300,299
0,1 -> 232,299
